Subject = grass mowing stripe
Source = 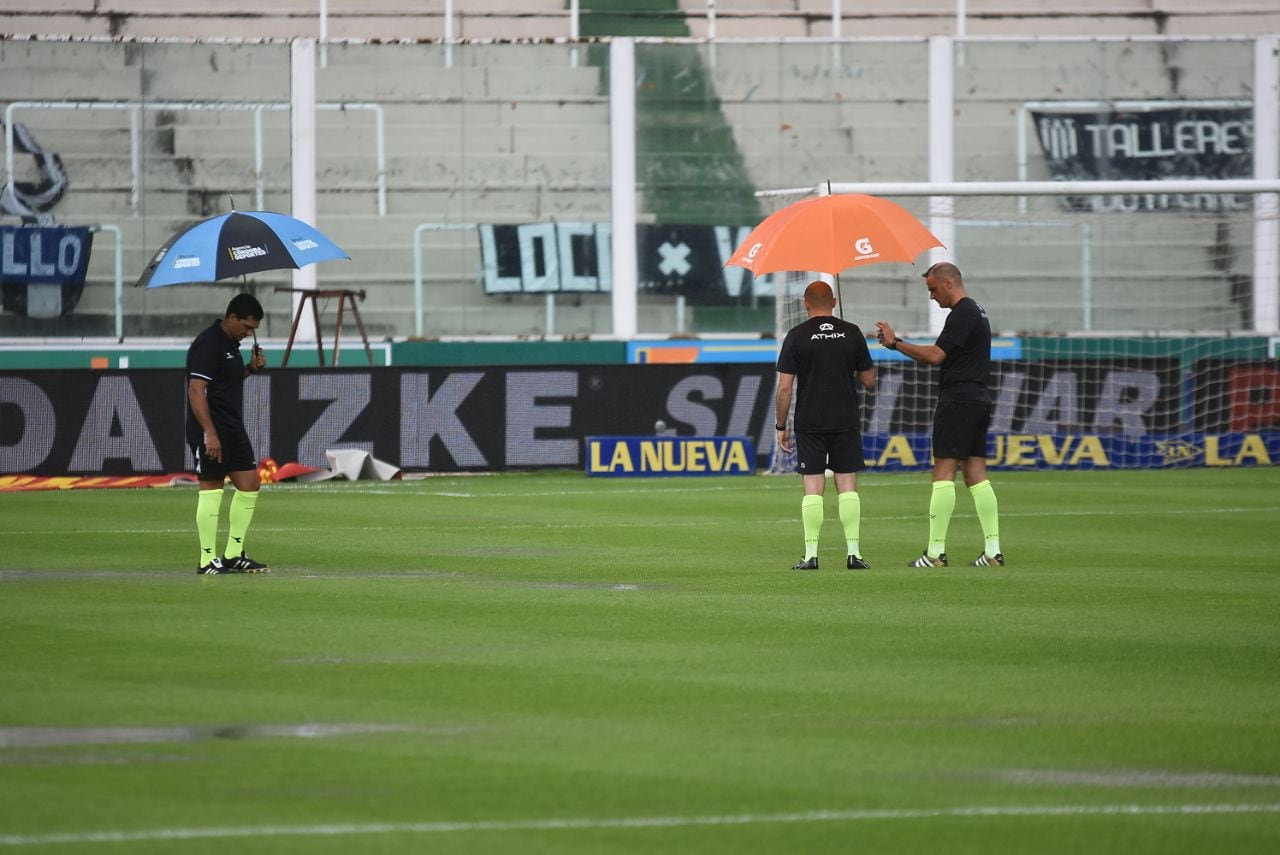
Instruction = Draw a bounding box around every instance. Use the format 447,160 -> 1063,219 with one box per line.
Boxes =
2,468 -> 1277,854
3,803 -> 1279,846
5,506 -> 1277,538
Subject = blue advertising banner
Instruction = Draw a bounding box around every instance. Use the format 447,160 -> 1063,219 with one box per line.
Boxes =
861,432 -> 1278,471
585,436 -> 756,477
626,337 -> 1023,364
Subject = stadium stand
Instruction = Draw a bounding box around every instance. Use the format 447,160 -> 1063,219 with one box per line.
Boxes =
0,2 -> 1273,336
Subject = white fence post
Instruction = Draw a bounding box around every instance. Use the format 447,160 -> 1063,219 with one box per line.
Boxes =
1255,34 -> 1280,334
610,38 -> 638,340
291,39 -> 319,342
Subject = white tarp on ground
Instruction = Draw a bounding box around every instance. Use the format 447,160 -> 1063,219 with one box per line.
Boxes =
295,449 -> 401,482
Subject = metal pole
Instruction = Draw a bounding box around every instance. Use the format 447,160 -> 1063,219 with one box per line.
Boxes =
610,38 -> 638,339
412,223 -> 471,339
319,0 -> 328,68
372,104 -> 386,216
129,107 -> 141,215
570,0 -> 580,68
927,36 -> 955,335
95,224 -> 124,341
254,106 -> 265,210
1254,35 -> 1280,334
413,224 -> 427,338
832,0 -> 841,66
445,0 -> 454,68
708,0 -> 717,70
1080,223 -> 1092,332
291,39 -> 319,341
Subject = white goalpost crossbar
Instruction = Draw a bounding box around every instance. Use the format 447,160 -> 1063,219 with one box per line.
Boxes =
761,178 -> 1280,337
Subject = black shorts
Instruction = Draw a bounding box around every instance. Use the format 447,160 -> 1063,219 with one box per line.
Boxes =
190,432 -> 258,481
932,400 -> 992,460
795,429 -> 866,475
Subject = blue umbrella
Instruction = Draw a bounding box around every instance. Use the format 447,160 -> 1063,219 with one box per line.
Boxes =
135,210 -> 349,288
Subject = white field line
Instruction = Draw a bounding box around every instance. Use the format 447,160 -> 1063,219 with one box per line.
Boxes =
2,505 -> 1277,538
1,803 -> 1278,847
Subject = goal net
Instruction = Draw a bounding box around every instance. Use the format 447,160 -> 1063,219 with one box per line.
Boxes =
766,181 -> 1280,473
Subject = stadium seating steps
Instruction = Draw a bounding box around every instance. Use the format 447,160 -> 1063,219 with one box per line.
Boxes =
0,1 -> 1270,336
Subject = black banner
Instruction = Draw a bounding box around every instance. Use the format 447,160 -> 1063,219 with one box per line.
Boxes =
479,222 -> 762,304
1030,106 -> 1252,212
865,360 -> 1183,435
0,366 -> 777,476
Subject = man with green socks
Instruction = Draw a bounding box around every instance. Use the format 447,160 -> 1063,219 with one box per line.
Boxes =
187,293 -> 270,575
875,262 -> 1003,568
775,281 -> 877,571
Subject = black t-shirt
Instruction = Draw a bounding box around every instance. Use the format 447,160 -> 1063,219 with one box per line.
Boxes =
934,296 -> 993,403
185,319 -> 248,445
776,315 -> 874,431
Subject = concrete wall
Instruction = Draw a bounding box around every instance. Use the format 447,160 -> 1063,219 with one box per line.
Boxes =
1,1 -> 1276,40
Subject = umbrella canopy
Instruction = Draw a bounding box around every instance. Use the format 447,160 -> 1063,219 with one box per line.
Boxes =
725,193 -> 944,277
135,211 -> 350,288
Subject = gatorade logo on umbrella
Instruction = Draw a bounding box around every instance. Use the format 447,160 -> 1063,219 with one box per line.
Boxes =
854,237 -> 879,261
229,244 -> 268,261
745,242 -> 763,262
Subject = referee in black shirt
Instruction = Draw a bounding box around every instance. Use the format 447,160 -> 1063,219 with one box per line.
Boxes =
776,281 -> 877,570
875,262 -> 1003,568
187,293 -> 270,574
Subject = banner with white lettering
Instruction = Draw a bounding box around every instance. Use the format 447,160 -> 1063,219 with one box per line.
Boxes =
2,361 -> 1274,476
1030,106 -> 1252,212
0,225 -> 94,318
479,222 -> 767,303
0,365 -> 776,476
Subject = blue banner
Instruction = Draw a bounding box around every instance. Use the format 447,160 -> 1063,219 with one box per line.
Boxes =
585,436 -> 756,477
1,226 -> 93,285
860,432 -> 1279,471
0,226 -> 94,319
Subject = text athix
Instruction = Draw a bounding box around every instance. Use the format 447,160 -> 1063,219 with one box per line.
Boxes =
810,332 -> 847,340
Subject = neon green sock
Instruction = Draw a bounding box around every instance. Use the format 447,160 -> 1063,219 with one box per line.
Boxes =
224,489 -> 258,559
927,480 -> 956,558
837,491 -> 861,558
801,495 -> 823,560
969,479 -> 1001,556
196,488 -> 222,567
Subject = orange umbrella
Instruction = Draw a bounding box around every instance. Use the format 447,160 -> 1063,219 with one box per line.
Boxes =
725,193 -> 944,277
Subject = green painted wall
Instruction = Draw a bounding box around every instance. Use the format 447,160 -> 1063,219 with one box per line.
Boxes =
391,340 -> 626,366
0,337 -> 1270,370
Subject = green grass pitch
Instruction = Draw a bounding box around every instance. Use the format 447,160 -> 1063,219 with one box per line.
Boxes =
1,467 -> 1278,853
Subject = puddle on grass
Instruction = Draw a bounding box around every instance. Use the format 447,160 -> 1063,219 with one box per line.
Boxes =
0,751 -> 191,768
988,768 -> 1280,788
859,716 -> 1042,729
0,570 -> 194,583
0,722 -> 433,749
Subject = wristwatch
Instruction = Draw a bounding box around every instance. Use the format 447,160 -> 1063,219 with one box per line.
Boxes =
776,424 -> 787,431
886,337 -> 903,350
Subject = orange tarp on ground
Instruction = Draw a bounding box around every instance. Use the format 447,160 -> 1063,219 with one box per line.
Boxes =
0,474 -> 198,492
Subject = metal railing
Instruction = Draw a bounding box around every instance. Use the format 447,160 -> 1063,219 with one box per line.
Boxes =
4,100 -> 387,217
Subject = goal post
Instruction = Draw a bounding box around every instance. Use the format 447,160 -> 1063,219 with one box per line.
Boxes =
763,179 -> 1280,474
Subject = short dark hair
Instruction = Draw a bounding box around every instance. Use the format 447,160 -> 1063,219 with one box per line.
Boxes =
922,261 -> 962,281
226,293 -> 264,321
